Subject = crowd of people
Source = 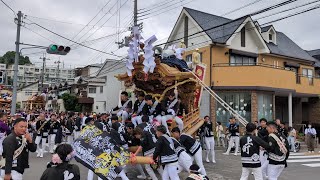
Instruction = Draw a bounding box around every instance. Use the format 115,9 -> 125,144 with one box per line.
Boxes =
0,89 -> 318,180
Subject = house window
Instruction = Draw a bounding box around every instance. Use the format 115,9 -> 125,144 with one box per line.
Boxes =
100,86 -> 103,93
230,54 -> 256,66
241,27 -> 246,47
25,91 -> 33,96
269,34 -> 273,41
35,69 -> 40,72
302,68 -> 314,85
89,87 -> 96,94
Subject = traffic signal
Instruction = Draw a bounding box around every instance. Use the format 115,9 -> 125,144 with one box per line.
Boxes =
46,44 -> 71,55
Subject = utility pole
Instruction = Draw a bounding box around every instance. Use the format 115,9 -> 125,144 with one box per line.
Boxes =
11,11 -> 22,116
55,60 -> 61,84
39,54 -> 49,92
134,0 -> 138,26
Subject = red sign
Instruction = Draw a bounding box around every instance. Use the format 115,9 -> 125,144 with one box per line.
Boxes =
194,64 -> 206,108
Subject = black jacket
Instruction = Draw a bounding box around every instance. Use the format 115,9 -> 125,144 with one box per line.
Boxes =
161,98 -> 179,115
153,135 -> 178,165
179,134 -> 201,156
65,119 -> 74,135
40,163 -> 80,180
257,126 -> 268,143
144,100 -> 163,117
2,132 -> 37,174
74,117 -> 82,132
240,134 -> 270,168
133,100 -> 147,116
110,122 -> 128,148
200,122 -> 214,137
267,133 -> 290,165
36,120 -> 50,137
228,123 -> 240,136
49,120 -> 61,135
140,130 -> 156,156
113,100 -> 133,111
172,137 -> 186,157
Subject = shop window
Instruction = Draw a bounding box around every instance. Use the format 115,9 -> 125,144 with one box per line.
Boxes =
215,92 -> 251,125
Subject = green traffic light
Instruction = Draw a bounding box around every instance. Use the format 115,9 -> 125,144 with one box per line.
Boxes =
50,45 -> 58,51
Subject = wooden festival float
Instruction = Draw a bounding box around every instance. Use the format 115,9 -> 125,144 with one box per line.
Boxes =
24,94 -> 46,110
116,55 -> 205,136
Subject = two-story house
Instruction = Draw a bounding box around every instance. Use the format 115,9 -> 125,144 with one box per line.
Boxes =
166,7 -> 319,128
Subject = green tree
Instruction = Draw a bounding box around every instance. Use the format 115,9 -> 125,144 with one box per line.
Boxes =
0,51 -> 32,65
61,93 -> 78,111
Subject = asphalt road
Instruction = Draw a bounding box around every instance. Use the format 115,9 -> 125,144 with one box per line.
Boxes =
21,147 -> 320,180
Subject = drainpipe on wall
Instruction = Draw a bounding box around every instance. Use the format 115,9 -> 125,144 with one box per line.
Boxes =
209,44 -> 214,120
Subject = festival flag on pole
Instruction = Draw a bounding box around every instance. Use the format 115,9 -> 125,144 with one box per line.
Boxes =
193,64 -> 206,108
73,125 -> 130,180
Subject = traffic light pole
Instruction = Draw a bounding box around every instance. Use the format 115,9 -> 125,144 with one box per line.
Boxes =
10,11 -> 22,116
39,55 -> 49,92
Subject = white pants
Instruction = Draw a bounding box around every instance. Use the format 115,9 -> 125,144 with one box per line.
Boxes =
191,147 -> 206,176
149,115 -> 163,124
226,136 -> 239,154
124,164 -> 146,177
0,135 -> 5,155
48,134 -> 56,153
240,167 -> 263,180
288,136 -> 296,152
87,170 -> 102,180
145,164 -> 163,180
162,115 -> 183,133
260,150 -> 268,179
204,136 -> 215,162
118,170 -> 129,180
131,116 -> 142,127
267,164 -> 285,180
35,136 -> 47,155
67,135 -> 73,145
217,136 -> 226,147
178,151 -> 193,173
74,131 -> 81,140
0,170 -> 23,180
162,162 -> 179,180
117,110 -> 129,124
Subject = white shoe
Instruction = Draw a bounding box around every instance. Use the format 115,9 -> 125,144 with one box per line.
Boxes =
223,152 -> 229,155
40,153 -> 43,158
137,175 -> 147,179
212,160 -> 216,163
293,150 -> 296,153
234,153 -> 238,156
312,151 -> 315,153
206,158 -> 210,163
36,153 -> 40,158
308,151 -> 312,153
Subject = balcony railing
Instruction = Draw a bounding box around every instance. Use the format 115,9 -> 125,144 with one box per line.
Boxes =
212,63 -> 320,95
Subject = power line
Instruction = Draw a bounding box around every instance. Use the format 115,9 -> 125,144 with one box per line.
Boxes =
221,0 -> 264,16
26,15 -> 128,28
73,0 -> 130,49
138,0 -> 186,15
256,0 -> 320,20
25,19 -> 122,58
138,0 -> 194,21
22,26 -> 57,43
69,0 -> 113,43
155,0 -> 301,47
73,0 -> 119,43
261,3 -> 320,26
138,0 -> 173,12
0,0 -> 16,16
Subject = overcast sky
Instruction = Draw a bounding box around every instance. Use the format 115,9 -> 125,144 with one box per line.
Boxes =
0,0 -> 319,69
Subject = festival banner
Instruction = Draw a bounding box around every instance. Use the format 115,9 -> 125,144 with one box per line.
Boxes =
194,64 -> 206,108
73,125 -> 130,180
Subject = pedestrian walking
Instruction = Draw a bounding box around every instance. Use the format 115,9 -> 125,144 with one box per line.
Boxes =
200,116 -> 216,163
216,121 -> 225,147
287,126 -> 297,152
304,124 -> 317,153
223,117 -> 240,156
0,118 -> 37,180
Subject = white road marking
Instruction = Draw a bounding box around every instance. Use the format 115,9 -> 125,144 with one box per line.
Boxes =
301,163 -> 320,167
287,158 -> 320,163
288,155 -> 320,159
